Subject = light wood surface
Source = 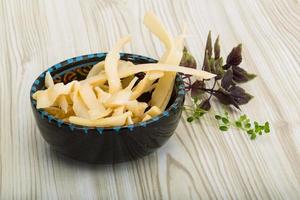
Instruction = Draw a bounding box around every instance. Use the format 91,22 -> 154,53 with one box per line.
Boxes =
1,0 -> 300,199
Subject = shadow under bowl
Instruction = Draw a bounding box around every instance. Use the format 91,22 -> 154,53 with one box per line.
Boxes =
30,53 -> 185,164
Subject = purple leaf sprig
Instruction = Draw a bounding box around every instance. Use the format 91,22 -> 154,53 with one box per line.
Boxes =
180,32 -> 269,140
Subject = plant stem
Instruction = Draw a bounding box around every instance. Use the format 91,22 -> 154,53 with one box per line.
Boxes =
187,86 -> 217,93
208,79 -> 217,101
230,122 -> 247,131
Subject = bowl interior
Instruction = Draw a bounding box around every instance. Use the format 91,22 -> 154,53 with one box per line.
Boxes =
30,53 -> 185,132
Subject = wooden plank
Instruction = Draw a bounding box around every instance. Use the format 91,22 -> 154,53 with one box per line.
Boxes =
0,0 -> 299,199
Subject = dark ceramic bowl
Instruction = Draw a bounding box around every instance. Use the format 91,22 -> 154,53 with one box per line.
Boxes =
30,53 -> 185,164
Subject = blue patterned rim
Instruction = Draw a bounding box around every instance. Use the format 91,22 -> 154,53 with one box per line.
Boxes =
30,53 -> 185,134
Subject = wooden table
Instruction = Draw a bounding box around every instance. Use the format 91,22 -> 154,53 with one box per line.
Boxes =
1,0 -> 299,199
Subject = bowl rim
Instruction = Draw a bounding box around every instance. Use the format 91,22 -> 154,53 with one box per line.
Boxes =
30,53 -> 185,134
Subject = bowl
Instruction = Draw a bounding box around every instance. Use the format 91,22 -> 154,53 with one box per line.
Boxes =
30,53 -> 185,164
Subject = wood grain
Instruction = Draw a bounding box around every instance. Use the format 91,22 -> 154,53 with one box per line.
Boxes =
0,0 -> 300,199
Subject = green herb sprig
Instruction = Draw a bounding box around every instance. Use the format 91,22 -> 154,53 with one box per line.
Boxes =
180,31 -> 270,140
215,112 -> 270,140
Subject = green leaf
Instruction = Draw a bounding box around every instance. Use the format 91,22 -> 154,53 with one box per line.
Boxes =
222,117 -> 229,124
194,109 -> 205,118
254,122 -> 260,132
245,119 -> 250,124
240,115 -> 247,121
264,122 -> 270,133
245,123 -> 251,129
219,126 -> 229,131
199,112 -> 205,117
250,134 -> 257,140
247,129 -> 254,135
265,129 -> 270,133
235,121 -> 242,128
187,117 -> 194,122
215,115 -> 222,120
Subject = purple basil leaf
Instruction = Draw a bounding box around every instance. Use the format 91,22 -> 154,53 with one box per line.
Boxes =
180,47 -> 197,69
205,31 -> 213,59
221,69 -> 233,90
232,66 -> 256,83
226,44 -> 242,66
199,99 -> 211,111
214,36 -> 220,59
191,80 -> 205,98
229,86 -> 253,105
213,89 -> 240,109
203,50 -> 210,72
215,57 -> 224,80
222,64 -> 231,70
202,32 -> 212,71
209,58 -> 215,73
